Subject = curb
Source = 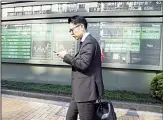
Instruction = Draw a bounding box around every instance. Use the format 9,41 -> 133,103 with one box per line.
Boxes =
2,89 -> 163,114
2,89 -> 71,102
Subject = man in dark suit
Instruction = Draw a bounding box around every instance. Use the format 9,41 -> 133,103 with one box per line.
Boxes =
57,15 -> 104,120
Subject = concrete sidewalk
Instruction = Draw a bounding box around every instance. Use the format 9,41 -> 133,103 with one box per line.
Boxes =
2,89 -> 162,113
2,94 -> 162,120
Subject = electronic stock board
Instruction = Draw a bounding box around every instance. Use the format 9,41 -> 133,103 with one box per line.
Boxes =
1,1 -> 163,70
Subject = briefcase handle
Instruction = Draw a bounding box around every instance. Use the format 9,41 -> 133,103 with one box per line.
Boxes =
97,98 -> 103,110
97,96 -> 103,103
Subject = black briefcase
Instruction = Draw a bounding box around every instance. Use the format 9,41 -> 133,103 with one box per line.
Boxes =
95,100 -> 117,120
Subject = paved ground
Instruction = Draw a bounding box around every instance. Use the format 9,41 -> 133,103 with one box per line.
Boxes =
2,94 -> 162,120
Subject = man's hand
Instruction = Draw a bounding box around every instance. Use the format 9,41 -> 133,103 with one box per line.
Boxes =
56,50 -> 68,59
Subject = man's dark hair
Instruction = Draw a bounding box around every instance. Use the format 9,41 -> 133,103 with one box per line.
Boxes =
68,15 -> 87,29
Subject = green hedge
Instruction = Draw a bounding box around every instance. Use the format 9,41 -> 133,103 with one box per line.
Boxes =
2,80 -> 162,104
150,72 -> 163,101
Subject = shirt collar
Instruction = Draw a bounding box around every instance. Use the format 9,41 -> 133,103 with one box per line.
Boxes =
81,32 -> 90,42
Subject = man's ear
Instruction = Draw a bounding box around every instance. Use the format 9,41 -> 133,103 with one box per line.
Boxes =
81,24 -> 85,30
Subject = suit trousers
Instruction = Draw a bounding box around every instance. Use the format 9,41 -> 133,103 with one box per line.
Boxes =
66,99 -> 96,120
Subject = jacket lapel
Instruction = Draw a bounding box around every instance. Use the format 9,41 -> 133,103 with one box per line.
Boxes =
74,34 -> 92,57
74,51 -> 79,57
79,34 -> 92,49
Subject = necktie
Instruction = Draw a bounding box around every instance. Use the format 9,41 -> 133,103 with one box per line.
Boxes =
79,41 -> 82,49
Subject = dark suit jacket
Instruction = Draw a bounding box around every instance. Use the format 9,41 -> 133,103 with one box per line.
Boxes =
63,34 -> 104,102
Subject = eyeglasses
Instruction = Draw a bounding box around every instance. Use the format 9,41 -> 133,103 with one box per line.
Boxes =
69,25 -> 80,33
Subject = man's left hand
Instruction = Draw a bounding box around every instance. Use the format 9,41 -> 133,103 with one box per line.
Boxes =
56,50 -> 68,59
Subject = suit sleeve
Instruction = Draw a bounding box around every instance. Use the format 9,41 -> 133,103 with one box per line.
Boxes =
63,42 -> 95,71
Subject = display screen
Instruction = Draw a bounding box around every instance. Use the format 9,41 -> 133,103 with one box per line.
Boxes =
87,22 -> 162,66
101,1 -> 162,11
2,1 -> 162,18
2,24 -> 32,59
1,22 -> 76,64
1,21 -> 162,69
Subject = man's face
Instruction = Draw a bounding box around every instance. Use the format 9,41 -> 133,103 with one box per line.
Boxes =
69,23 -> 83,40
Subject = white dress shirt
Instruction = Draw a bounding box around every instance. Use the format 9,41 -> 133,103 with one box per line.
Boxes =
81,32 -> 90,42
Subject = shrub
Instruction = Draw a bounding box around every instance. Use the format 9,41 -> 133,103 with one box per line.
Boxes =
150,72 -> 163,101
